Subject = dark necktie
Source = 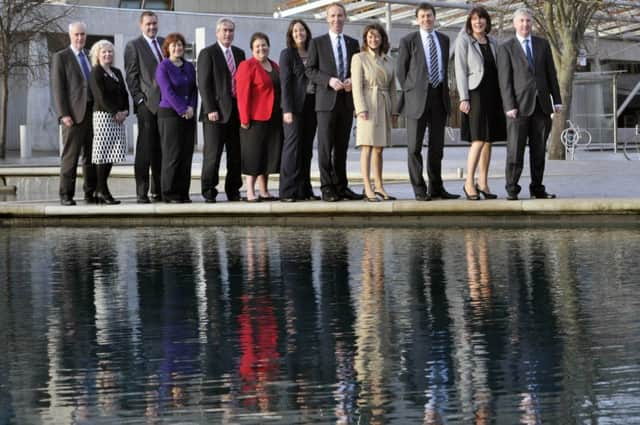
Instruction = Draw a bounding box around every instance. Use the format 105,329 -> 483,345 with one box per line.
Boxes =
78,51 -> 91,81
336,34 -> 345,80
152,39 -> 163,63
524,39 -> 534,72
428,33 -> 440,87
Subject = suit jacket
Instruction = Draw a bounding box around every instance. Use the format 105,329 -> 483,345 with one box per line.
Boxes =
497,35 -> 561,116
197,42 -> 245,123
51,47 -> 91,123
279,47 -> 312,114
235,57 -> 280,125
124,35 -> 164,114
396,31 -> 451,119
305,33 -> 359,112
89,65 -> 129,114
454,31 -> 498,101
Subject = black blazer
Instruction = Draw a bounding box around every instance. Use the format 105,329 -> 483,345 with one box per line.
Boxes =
396,31 -> 451,119
305,33 -> 359,112
197,42 -> 245,123
124,35 -> 164,114
497,35 -> 561,116
89,65 -> 129,114
279,47 -> 312,114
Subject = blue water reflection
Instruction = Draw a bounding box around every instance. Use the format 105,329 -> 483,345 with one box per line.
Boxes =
1,226 -> 639,424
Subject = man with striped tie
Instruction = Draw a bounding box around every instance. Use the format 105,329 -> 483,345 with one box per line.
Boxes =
397,3 -> 459,201
197,17 -> 245,203
124,11 -> 164,203
305,2 -> 363,202
51,21 -> 97,206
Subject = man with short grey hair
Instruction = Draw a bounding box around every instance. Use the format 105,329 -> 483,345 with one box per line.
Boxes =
497,8 -> 562,200
51,21 -> 97,206
197,17 -> 245,202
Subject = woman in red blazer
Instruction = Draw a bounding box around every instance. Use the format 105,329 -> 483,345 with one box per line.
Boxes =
235,32 -> 282,202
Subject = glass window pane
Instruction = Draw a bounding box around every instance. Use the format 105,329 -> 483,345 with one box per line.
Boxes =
143,0 -> 172,10
120,0 -> 142,8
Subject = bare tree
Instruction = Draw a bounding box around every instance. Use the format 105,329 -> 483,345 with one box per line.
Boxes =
520,0 -> 604,159
0,0 -> 72,159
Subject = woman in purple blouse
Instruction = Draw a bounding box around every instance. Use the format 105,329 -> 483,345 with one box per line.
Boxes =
155,32 -> 197,203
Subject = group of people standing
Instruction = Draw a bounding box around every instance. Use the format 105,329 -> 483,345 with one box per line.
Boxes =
51,2 -> 561,206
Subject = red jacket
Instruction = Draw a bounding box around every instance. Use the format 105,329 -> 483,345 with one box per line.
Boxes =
235,57 -> 279,125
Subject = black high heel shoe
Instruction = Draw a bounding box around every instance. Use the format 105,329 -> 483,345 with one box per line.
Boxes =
95,192 -> 121,205
362,189 -> 380,202
374,191 -> 396,201
463,186 -> 480,201
475,184 -> 498,199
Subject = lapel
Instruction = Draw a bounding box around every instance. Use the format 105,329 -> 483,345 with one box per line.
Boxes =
510,37 -> 530,72
531,36 -> 542,73
322,34 -> 339,75
213,43 -> 233,79
413,32 -> 427,71
138,35 -> 159,68
66,47 -> 87,85
470,35 -> 497,62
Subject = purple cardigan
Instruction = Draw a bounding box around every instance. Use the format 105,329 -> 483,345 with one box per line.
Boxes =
155,58 -> 197,115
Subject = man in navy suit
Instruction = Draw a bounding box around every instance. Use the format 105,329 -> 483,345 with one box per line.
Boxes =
397,3 -> 459,201
124,11 -> 164,203
51,21 -> 97,206
306,2 -> 363,202
197,17 -> 245,202
497,8 -> 562,200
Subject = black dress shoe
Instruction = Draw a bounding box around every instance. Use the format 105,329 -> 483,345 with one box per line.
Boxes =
165,199 -> 183,204
463,186 -> 480,201
137,195 -> 151,204
322,189 -> 340,202
531,192 -> 556,199
84,195 -> 97,204
340,187 -> 364,200
182,198 -> 192,203
431,190 -> 461,200
227,193 -> 241,202
280,197 -> 296,202
415,194 -> 432,201
204,197 -> 216,203
476,184 -> 498,199
95,192 -> 120,205
60,197 -> 76,206
150,194 -> 162,202
374,191 -> 396,201
506,193 -> 519,201
305,193 -> 321,201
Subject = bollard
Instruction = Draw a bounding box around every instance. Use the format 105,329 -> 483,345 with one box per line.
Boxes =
132,122 -> 138,154
59,125 -> 64,155
456,167 -> 464,179
19,125 -> 32,158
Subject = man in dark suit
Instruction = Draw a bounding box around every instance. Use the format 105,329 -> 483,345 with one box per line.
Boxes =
397,3 -> 459,201
305,2 -> 363,202
197,17 -> 244,203
124,10 -> 164,203
51,21 -> 97,206
497,8 -> 562,200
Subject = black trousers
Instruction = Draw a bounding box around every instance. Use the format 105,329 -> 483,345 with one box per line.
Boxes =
135,103 -> 162,198
59,110 -> 97,199
505,102 -> 548,196
279,95 -> 317,199
406,85 -> 446,197
201,103 -> 242,200
158,108 -> 196,201
316,92 -> 352,193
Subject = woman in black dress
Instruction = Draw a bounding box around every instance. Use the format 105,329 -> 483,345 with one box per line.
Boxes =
455,6 -> 506,200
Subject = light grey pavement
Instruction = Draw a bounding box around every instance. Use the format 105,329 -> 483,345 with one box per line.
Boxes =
1,144 -> 639,223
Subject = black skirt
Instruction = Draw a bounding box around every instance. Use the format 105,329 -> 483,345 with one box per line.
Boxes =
240,110 -> 283,176
460,43 -> 506,143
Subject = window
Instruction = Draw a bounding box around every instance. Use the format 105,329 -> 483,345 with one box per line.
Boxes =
119,0 -> 173,10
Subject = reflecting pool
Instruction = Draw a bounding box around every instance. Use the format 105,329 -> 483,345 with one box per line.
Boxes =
1,226 -> 639,424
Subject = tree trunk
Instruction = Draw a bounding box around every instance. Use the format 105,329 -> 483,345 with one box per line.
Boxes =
0,73 -> 7,159
548,46 -> 578,160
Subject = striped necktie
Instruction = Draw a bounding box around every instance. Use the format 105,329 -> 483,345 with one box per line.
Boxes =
152,39 -> 163,63
427,33 -> 440,87
336,35 -> 345,80
224,48 -> 237,97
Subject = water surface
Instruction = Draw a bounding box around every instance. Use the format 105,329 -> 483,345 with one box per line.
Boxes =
1,226 -> 639,424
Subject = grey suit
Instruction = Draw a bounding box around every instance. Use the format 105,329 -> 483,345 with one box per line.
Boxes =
497,35 -> 561,196
124,35 -> 164,199
454,31 -> 498,101
51,46 -> 97,200
396,30 -> 451,197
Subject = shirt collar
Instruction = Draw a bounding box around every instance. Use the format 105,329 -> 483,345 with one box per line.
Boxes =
516,34 -> 531,45
217,41 -> 232,53
142,34 -> 158,45
69,45 -> 83,56
420,28 -> 436,41
329,30 -> 343,41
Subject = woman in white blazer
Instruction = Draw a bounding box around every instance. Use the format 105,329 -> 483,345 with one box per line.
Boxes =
455,6 -> 506,200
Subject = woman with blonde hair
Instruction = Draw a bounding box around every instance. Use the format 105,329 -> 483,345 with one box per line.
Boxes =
89,39 -> 129,204
351,23 -> 398,201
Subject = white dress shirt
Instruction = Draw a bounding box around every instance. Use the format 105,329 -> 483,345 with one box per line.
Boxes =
420,29 -> 444,83
329,30 -> 348,79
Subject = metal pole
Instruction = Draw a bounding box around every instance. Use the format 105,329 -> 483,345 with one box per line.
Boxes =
385,3 -> 391,34
613,74 -> 618,153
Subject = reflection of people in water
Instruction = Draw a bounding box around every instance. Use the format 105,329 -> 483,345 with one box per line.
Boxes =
354,229 -> 395,424
237,227 -> 281,412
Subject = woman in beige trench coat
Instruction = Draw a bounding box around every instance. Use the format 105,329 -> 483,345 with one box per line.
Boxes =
351,23 -> 398,202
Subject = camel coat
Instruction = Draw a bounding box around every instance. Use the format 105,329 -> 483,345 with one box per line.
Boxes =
351,50 -> 398,147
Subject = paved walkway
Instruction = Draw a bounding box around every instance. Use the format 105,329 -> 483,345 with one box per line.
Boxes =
1,145 -> 639,223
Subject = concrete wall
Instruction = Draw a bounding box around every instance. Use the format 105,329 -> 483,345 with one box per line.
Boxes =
175,0 -> 276,15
